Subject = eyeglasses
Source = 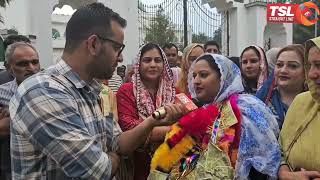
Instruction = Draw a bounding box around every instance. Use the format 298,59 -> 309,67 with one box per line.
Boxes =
96,35 -> 125,57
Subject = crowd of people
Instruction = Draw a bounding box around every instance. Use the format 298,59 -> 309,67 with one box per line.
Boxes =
0,2 -> 319,180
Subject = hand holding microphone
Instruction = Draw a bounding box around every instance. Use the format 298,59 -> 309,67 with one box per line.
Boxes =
151,93 -> 198,125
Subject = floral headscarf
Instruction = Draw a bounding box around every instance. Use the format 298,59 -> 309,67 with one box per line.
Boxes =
188,53 -> 244,103
240,45 -> 269,93
187,54 -> 281,179
132,44 -> 176,119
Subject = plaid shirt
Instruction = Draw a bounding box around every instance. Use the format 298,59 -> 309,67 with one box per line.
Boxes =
10,60 -> 122,180
0,79 -> 18,106
0,79 -> 17,179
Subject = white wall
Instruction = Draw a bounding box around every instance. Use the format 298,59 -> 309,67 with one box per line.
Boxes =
30,0 -> 54,68
220,1 -> 293,57
0,0 -> 55,68
1,0 -> 140,67
52,14 -> 69,63
102,0 -> 139,65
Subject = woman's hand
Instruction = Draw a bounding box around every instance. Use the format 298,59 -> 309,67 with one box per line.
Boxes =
279,165 -> 320,180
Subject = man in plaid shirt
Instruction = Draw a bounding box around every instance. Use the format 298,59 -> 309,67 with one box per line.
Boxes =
9,3 -> 185,180
0,42 -> 40,180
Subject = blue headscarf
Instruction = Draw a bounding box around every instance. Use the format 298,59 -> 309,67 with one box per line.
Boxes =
188,54 -> 281,179
256,71 -> 288,129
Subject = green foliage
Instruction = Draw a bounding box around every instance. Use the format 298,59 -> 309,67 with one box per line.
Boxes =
144,7 -> 177,47
52,28 -> 61,40
0,0 -> 11,23
192,33 -> 211,44
0,0 -> 10,8
192,28 -> 221,45
213,28 -> 222,45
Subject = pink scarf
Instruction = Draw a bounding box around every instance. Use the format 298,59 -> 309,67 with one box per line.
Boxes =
254,45 -> 269,89
132,44 -> 176,119
241,45 -> 268,91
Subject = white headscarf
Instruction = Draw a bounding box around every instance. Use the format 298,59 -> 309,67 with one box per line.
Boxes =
188,53 -> 244,103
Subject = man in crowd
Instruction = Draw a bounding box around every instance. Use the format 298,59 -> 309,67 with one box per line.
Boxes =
108,53 -> 124,93
204,40 -> 221,54
163,43 -> 179,68
0,42 -> 40,180
10,3 -> 185,179
0,35 -> 31,85
163,43 -> 181,84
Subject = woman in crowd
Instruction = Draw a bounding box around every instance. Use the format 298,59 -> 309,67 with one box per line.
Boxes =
150,54 -> 280,179
240,45 -> 268,94
116,43 -> 176,180
278,37 -> 320,179
266,47 -> 281,74
256,44 -> 306,130
177,43 -> 204,96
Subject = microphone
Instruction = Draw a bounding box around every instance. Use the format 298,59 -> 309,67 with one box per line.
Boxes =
152,93 -> 198,120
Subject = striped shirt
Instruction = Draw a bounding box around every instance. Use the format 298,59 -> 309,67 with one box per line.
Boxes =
108,73 -> 123,93
10,59 -> 122,180
0,79 -> 17,106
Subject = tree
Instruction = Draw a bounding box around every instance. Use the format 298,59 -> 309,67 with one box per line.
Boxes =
192,33 -> 212,44
0,0 -> 11,23
192,28 -> 221,45
213,27 -> 222,45
53,0 -> 96,10
0,0 -> 10,8
144,6 -> 177,47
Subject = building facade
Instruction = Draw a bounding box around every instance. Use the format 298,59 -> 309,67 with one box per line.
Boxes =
0,0 -> 139,67
202,0 -> 293,56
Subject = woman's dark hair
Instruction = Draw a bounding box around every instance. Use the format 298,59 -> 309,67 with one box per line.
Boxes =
196,54 -> 221,78
228,56 -> 240,68
240,46 -> 261,60
140,43 -> 163,59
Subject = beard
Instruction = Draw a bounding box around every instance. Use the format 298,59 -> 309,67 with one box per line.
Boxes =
91,49 -> 116,80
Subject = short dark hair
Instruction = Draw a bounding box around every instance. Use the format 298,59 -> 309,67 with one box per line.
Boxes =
4,35 -> 31,51
162,43 -> 178,53
204,40 -> 220,51
64,2 -> 127,52
228,56 -> 240,68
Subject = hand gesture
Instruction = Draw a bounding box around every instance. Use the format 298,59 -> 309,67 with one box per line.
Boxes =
153,103 -> 187,126
0,106 -> 10,137
108,152 -> 120,176
280,167 -> 320,180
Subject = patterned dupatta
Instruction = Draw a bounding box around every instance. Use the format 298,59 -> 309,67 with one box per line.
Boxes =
149,54 -> 281,179
132,44 -> 176,119
240,45 -> 269,93
150,54 -> 244,178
